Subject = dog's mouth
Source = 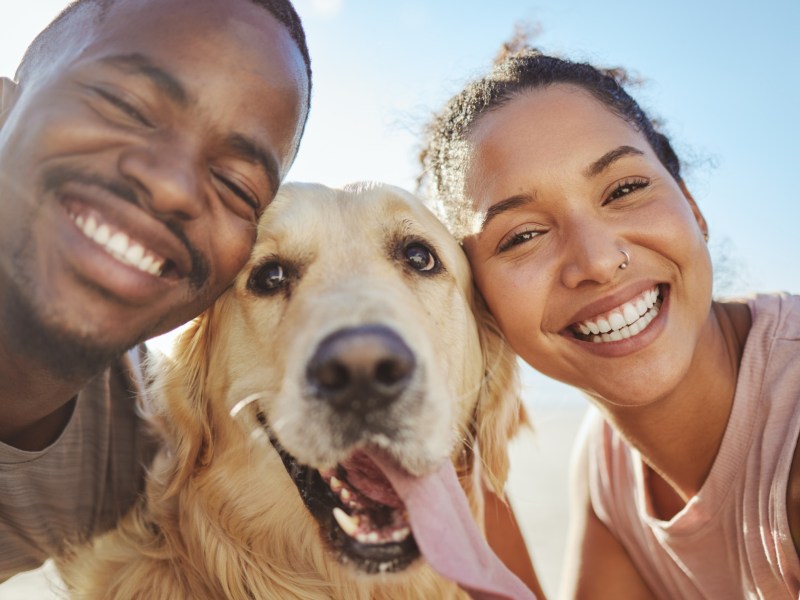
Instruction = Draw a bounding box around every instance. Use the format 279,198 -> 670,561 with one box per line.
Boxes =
257,413 -> 533,598
321,453 -> 413,548
267,425 -> 419,574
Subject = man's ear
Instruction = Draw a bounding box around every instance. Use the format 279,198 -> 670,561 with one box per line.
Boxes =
679,178 -> 709,241
1,77 -> 19,128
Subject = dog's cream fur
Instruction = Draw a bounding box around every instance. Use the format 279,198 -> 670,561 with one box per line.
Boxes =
59,183 -> 524,600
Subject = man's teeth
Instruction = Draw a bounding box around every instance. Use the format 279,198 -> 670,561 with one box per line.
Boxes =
71,212 -> 165,276
575,287 -> 661,343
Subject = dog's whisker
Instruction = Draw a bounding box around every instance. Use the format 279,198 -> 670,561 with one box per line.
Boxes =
230,392 -> 265,418
269,416 -> 288,434
249,427 -> 270,444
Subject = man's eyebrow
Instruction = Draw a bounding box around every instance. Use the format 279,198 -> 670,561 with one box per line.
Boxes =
584,145 -> 645,178
481,194 -> 534,230
226,134 -> 281,195
100,53 -> 188,107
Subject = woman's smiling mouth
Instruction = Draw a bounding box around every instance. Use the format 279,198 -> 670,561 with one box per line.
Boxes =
570,285 -> 662,343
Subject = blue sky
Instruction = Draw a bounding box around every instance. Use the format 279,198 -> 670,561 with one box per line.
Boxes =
286,0 -> 800,297
3,2 -> 797,401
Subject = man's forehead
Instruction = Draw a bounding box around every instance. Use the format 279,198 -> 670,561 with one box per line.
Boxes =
66,0 -> 306,101
58,0 -> 285,58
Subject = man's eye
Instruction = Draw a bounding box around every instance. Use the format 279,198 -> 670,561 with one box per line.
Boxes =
216,174 -> 259,211
248,261 -> 288,294
404,242 -> 439,273
92,87 -> 152,127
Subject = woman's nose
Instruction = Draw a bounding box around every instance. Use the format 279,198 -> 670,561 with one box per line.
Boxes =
118,139 -> 203,220
560,225 -> 627,289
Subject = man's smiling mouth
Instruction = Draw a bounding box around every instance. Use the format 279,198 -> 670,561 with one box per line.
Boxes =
571,285 -> 662,343
67,205 -> 171,277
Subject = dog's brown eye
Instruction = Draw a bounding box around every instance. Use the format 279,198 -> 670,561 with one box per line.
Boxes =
248,261 -> 288,293
404,243 -> 438,273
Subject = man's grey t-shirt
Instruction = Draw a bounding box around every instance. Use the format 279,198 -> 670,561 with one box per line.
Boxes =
0,347 -> 158,582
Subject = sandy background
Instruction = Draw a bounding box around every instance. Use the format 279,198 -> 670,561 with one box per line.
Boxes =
0,372 -> 588,600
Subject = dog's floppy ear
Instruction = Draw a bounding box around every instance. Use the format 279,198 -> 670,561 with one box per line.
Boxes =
472,289 -> 527,496
146,301 -> 223,497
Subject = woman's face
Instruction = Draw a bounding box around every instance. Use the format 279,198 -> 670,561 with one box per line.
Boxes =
462,84 -> 712,406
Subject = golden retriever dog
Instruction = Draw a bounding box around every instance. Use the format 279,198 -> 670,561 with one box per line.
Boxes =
58,182 -> 525,600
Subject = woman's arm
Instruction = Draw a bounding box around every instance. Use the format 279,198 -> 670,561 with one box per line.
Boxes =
559,425 -> 655,600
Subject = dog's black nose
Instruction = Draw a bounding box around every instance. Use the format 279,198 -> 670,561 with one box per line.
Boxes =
306,325 -> 416,414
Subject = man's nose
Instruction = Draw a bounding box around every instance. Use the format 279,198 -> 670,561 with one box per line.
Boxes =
118,139 -> 203,220
560,221 -> 627,289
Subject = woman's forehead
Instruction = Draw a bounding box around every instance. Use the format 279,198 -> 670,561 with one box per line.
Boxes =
469,87 -> 646,174
464,86 -> 655,216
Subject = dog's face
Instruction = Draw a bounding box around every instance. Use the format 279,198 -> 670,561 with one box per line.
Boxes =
156,182 -> 521,585
234,183 -> 483,473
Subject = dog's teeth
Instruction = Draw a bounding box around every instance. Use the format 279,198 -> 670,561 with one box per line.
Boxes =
356,531 -> 380,545
332,507 -> 359,537
340,488 -> 352,502
391,527 -> 411,542
330,476 -> 343,492
371,433 -> 391,449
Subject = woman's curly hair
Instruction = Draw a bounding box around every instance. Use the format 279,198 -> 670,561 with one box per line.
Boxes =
418,37 -> 681,238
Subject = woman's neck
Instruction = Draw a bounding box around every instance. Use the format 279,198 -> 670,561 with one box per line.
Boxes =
600,299 -> 753,504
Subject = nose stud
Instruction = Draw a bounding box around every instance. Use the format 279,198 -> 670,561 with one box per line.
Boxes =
618,249 -> 631,270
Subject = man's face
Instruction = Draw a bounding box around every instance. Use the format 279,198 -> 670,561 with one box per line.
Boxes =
0,0 -> 308,367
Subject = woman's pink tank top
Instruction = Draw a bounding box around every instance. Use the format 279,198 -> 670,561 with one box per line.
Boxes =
587,293 -> 800,599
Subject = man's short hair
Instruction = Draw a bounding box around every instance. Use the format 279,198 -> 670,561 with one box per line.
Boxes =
16,0 -> 312,103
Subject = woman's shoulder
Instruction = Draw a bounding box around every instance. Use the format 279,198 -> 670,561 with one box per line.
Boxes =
718,292 -> 800,341
750,292 -> 800,339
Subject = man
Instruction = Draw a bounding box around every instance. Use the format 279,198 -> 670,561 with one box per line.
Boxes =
0,0 -> 310,580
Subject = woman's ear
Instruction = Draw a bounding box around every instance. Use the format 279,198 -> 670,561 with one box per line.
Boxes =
679,178 -> 709,241
0,77 -> 19,128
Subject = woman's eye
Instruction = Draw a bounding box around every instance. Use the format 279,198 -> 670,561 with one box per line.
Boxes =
404,242 -> 439,272
606,177 -> 650,203
248,261 -> 288,294
498,229 -> 541,253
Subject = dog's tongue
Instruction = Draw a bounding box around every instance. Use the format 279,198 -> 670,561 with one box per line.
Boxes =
371,455 -> 538,600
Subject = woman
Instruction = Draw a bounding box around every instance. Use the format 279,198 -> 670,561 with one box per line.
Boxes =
419,47 -> 800,599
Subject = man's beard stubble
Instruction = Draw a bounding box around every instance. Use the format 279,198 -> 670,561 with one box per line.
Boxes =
3,269 -> 138,383
2,197 -> 137,383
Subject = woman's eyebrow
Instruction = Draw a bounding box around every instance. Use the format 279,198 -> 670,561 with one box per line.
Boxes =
480,145 -> 645,231
584,145 -> 644,178
482,194 -> 534,230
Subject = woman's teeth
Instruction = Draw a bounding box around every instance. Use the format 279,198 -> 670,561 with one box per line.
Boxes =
69,212 -> 165,276
573,287 -> 661,343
